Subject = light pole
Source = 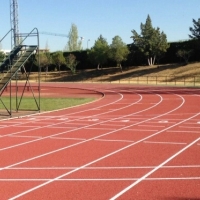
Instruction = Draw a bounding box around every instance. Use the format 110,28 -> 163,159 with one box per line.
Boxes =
87,39 -> 90,49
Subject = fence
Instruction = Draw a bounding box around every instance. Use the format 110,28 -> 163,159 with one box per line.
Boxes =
1,73 -> 200,87
38,75 -> 200,87
80,75 -> 200,87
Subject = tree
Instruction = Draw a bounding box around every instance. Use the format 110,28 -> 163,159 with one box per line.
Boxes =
88,35 -> 109,69
65,54 -> 79,74
52,51 -> 66,74
0,51 -> 5,72
0,51 -> 5,62
131,15 -> 169,65
108,36 -> 129,72
176,49 -> 193,64
189,18 -> 200,39
38,52 -> 52,74
65,23 -> 82,51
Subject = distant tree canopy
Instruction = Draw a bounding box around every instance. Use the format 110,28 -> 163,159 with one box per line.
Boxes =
0,51 -> 5,62
65,23 -> 82,51
189,18 -> 200,40
109,35 -> 129,71
38,52 -> 52,71
88,35 -> 109,69
131,15 -> 169,65
52,51 -> 66,73
65,54 -> 79,74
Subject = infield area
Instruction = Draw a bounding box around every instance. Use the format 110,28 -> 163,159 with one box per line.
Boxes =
0,82 -> 200,200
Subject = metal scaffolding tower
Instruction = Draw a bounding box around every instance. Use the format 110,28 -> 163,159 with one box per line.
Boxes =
10,0 -> 20,47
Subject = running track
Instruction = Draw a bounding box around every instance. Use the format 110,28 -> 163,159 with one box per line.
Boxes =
0,82 -> 200,200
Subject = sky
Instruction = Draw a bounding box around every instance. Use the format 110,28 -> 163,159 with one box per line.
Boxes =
0,0 -> 200,52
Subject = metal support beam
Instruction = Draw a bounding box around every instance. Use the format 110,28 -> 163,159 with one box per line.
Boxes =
10,0 -> 20,47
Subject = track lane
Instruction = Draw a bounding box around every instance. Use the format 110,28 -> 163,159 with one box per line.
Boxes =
0,84 -> 200,199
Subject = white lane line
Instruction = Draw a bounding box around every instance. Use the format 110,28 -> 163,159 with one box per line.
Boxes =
179,126 -> 200,129
88,119 -> 99,121
94,139 -> 134,143
167,130 -> 200,133
124,129 -> 158,132
143,141 -> 187,145
2,177 -> 200,182
0,92 -> 144,151
121,120 -> 130,122
0,88 -> 123,131
11,98 -> 200,200
138,125 -> 166,128
159,120 -> 168,123
64,122 -> 88,125
100,124 -> 125,127
15,126 -> 41,128
8,135 -> 42,139
86,127 -> 116,131
7,165 -> 200,170
27,118 -> 36,120
57,118 -> 68,121
47,126 -> 77,129
50,137 -> 86,141
0,125 -> 7,128
110,136 -> 200,200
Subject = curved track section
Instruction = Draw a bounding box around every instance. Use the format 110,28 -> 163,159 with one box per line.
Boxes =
0,83 -> 200,200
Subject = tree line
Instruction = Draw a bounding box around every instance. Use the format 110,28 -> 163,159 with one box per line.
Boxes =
1,15 -> 200,74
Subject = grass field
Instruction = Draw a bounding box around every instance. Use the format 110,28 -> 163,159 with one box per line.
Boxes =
0,97 -> 95,111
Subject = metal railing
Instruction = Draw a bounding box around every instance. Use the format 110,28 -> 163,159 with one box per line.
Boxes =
24,72 -> 200,87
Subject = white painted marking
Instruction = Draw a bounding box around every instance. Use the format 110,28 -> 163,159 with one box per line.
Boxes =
8,165 -> 200,170
1,177 -> 200,182
5,87 -> 200,199
167,130 -> 200,133
15,126 -> 41,128
88,119 -> 99,121
28,118 -> 35,120
125,129 -> 158,132
94,139 -> 134,143
49,126 -> 77,129
121,120 -> 130,122
100,124 -> 124,127
57,118 -> 68,121
50,137 -> 86,141
144,141 -> 187,145
138,125 -> 165,128
110,137 -> 200,200
159,120 -> 168,123
179,126 -> 200,129
86,127 -> 116,131
8,135 -> 42,139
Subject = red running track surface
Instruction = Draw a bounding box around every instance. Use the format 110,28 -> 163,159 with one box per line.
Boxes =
0,82 -> 200,200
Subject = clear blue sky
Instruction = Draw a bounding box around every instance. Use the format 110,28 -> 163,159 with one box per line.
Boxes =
0,0 -> 200,52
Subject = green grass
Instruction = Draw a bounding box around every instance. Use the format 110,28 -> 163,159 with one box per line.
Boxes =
0,97 -> 95,111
